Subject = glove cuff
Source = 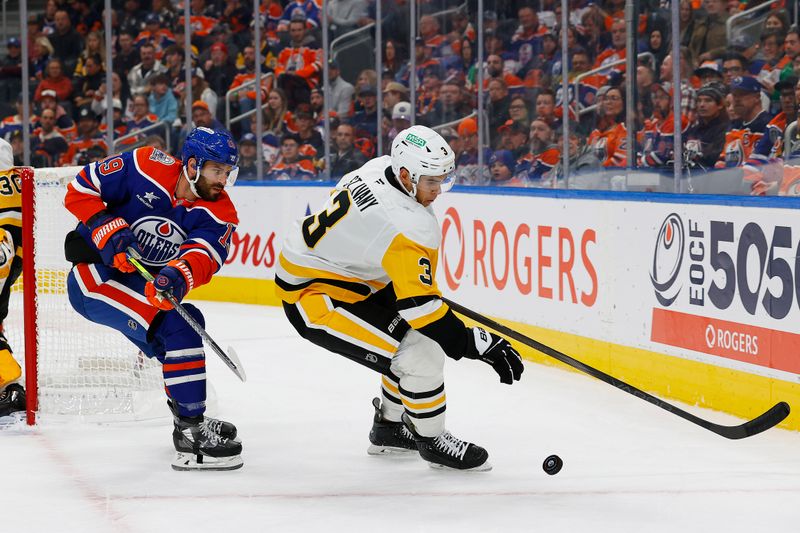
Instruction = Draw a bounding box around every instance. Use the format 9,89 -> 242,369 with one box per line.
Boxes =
167,259 -> 194,292
90,216 -> 129,249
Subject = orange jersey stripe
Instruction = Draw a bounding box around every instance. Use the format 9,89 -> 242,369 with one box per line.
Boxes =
163,360 -> 206,372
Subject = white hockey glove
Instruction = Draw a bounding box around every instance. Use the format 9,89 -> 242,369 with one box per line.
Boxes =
0,229 -> 14,270
464,327 -> 524,385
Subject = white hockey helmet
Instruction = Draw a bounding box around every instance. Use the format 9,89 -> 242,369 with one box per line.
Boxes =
391,125 -> 456,195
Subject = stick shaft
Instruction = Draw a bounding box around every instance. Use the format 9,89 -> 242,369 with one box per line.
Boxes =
443,298 -> 788,439
127,251 -> 246,382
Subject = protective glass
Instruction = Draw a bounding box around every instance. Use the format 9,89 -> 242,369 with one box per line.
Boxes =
440,173 -> 456,192
200,160 -> 239,187
226,166 -> 240,187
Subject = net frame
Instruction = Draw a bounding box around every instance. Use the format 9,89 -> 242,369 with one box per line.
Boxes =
22,167 -> 36,424
16,167 -> 166,425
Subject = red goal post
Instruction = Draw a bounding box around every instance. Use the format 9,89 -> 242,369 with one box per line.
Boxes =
20,166 -> 36,425
14,166 -> 165,425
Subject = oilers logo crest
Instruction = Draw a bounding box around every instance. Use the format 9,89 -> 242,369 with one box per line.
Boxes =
131,216 -> 187,266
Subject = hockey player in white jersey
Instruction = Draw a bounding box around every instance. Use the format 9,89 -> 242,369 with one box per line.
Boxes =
276,125 -> 524,471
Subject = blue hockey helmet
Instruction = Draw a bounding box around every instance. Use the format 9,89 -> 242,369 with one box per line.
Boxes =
182,127 -> 240,188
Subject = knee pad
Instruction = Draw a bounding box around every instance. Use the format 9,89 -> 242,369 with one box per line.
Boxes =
154,303 -> 205,347
179,303 -> 205,328
390,329 -> 445,380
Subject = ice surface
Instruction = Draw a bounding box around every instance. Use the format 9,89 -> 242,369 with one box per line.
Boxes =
5,302 -> 800,532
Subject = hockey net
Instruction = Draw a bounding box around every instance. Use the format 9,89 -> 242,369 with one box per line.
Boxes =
9,166 -> 165,424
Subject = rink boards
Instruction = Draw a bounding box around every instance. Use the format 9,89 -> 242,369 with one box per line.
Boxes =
190,184 -> 800,431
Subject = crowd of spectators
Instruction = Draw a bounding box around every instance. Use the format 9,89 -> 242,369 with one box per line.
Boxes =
0,1 -> 798,193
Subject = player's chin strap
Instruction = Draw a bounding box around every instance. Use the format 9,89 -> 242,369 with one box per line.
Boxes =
182,160 -> 203,198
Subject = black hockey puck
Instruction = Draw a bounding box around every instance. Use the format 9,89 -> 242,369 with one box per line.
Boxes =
542,454 -> 563,475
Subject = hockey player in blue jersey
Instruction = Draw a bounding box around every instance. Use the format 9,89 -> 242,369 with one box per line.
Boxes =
64,127 -> 243,470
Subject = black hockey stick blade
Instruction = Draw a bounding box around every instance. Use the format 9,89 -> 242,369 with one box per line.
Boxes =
443,298 -> 790,440
127,249 -> 247,382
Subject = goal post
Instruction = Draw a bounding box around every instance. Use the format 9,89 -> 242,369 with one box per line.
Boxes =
13,166 -> 166,425
21,166 -> 37,425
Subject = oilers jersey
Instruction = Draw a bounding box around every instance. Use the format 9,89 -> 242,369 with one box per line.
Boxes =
64,146 -> 238,288
716,111 -> 772,168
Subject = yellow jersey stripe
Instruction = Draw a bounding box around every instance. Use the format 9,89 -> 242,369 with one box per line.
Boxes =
407,303 -> 449,329
402,394 -> 446,411
279,253 -> 386,290
381,376 -> 400,394
276,282 -> 369,305
0,217 -> 21,228
298,294 -> 398,356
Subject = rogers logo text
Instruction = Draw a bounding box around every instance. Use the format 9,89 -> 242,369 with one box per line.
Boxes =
131,217 -> 187,267
441,207 -> 465,290
439,207 -> 598,306
704,324 -> 759,356
650,213 -> 684,306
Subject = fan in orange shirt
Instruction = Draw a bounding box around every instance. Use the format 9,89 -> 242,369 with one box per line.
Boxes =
587,86 -> 628,167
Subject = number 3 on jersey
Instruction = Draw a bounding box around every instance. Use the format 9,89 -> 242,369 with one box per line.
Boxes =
302,190 -> 352,248
418,257 -> 432,285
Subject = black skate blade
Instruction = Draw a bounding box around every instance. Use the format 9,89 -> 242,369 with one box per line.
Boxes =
171,452 -> 244,471
427,460 -> 493,472
367,444 -> 418,456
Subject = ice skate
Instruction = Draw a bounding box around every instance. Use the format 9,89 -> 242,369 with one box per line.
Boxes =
0,383 -> 25,419
172,415 -> 243,471
367,397 -> 418,455
168,399 -> 238,441
402,413 -> 491,472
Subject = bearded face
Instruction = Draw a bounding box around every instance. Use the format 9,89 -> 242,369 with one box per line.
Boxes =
194,160 -> 231,201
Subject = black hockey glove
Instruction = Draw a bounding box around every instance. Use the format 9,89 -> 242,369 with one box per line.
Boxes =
464,327 -> 524,384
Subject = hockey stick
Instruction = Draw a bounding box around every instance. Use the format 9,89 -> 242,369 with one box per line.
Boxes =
126,249 -> 247,382
443,298 -> 790,440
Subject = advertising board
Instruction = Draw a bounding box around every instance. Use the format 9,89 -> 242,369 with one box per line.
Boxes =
209,185 -> 800,386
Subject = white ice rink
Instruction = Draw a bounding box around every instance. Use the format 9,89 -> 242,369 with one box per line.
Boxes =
4,301 -> 800,532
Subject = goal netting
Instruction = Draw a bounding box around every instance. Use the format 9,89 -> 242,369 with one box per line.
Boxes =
9,166 -> 165,424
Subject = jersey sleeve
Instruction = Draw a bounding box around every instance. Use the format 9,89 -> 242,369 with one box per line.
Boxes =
530,148 -> 560,180
381,232 -> 469,360
747,124 -> 780,166
179,195 -> 239,288
64,150 -> 137,223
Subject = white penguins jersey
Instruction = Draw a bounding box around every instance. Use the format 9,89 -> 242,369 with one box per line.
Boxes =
276,155 -> 449,330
